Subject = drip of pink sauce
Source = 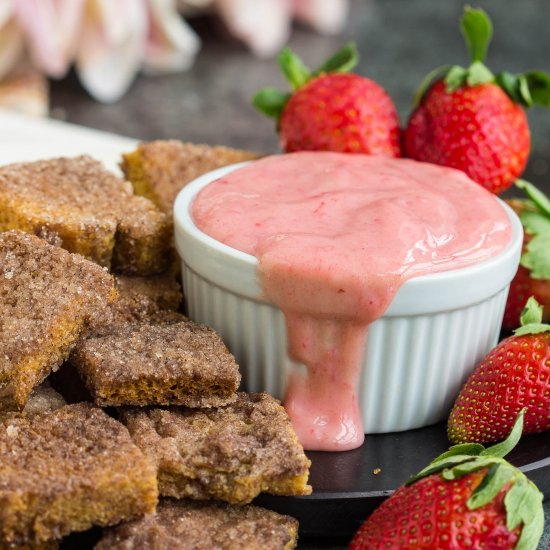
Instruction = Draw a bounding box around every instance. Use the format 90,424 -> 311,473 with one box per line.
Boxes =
192,152 -> 512,451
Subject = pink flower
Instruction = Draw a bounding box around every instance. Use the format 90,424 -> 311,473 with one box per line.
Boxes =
1,0 -> 200,103
13,0 -> 85,78
214,0 -> 349,57
292,0 -> 349,35
0,0 -> 349,103
0,1 -> 25,80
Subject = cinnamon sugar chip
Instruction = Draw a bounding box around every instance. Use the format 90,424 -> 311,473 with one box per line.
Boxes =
121,141 -> 259,215
96,499 -> 299,550
0,231 -> 116,411
90,274 -> 182,336
114,274 -> 182,316
0,156 -> 170,275
0,403 -> 158,546
121,393 -> 312,505
71,318 -> 240,407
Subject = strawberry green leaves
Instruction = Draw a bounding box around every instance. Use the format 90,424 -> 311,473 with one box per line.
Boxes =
414,5 -> 550,107
278,47 -> 311,90
408,411 -> 524,485
407,412 -> 544,550
460,5 -> 493,63
496,70 -> 550,107
496,72 -> 535,107
516,179 -> 550,217
505,475 -> 544,550
522,234 -> 550,280
523,71 -> 550,107
252,88 -> 290,121
313,42 -> 358,76
519,296 -> 544,326
515,180 -> 550,279
480,408 -> 525,458
413,7 -> 496,99
466,462 -> 516,508
445,61 -> 493,91
253,43 -> 358,122
444,7 -> 494,92
513,297 -> 550,336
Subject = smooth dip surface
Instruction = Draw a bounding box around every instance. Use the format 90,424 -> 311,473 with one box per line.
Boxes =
192,152 -> 512,451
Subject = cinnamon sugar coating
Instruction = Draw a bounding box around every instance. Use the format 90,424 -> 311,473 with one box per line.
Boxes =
147,310 -> 189,325
71,318 -> 240,407
95,499 -> 298,550
121,141 -> 259,215
114,274 -> 182,316
0,541 -> 58,550
121,393 -> 311,505
90,274 -> 183,336
0,403 -> 158,546
0,156 -> 170,275
0,231 -> 116,411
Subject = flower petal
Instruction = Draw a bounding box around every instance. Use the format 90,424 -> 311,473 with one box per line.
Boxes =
13,0 -> 85,77
143,0 -> 201,74
76,0 -> 147,103
292,0 -> 349,35
0,15 -> 24,80
216,0 -> 291,58
0,0 -> 14,28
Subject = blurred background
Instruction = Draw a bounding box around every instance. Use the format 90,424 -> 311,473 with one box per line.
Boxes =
1,0 -> 550,186
1,2 -> 549,547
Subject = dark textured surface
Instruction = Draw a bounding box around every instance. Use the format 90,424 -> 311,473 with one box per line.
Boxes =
48,1 -> 550,547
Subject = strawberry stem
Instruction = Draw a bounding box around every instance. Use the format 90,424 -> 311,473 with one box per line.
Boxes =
460,6 -> 493,64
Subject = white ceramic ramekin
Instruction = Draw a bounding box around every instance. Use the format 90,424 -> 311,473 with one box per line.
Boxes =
174,162 -> 523,434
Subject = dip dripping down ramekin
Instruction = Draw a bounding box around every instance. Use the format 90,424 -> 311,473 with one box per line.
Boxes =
174,162 -> 523,434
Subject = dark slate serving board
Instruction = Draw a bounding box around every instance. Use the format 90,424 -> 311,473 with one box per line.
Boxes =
256,423 -> 550,537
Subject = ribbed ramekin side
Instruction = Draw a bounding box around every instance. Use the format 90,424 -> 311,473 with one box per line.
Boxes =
359,287 -> 509,433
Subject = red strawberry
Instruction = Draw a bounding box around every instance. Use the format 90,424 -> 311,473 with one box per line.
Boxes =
253,43 -> 401,157
350,413 -> 544,550
404,7 -> 550,195
405,80 -> 529,194
503,181 -> 550,330
448,297 -> 550,445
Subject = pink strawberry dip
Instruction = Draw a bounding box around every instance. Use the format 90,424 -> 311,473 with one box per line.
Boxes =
192,152 -> 512,452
